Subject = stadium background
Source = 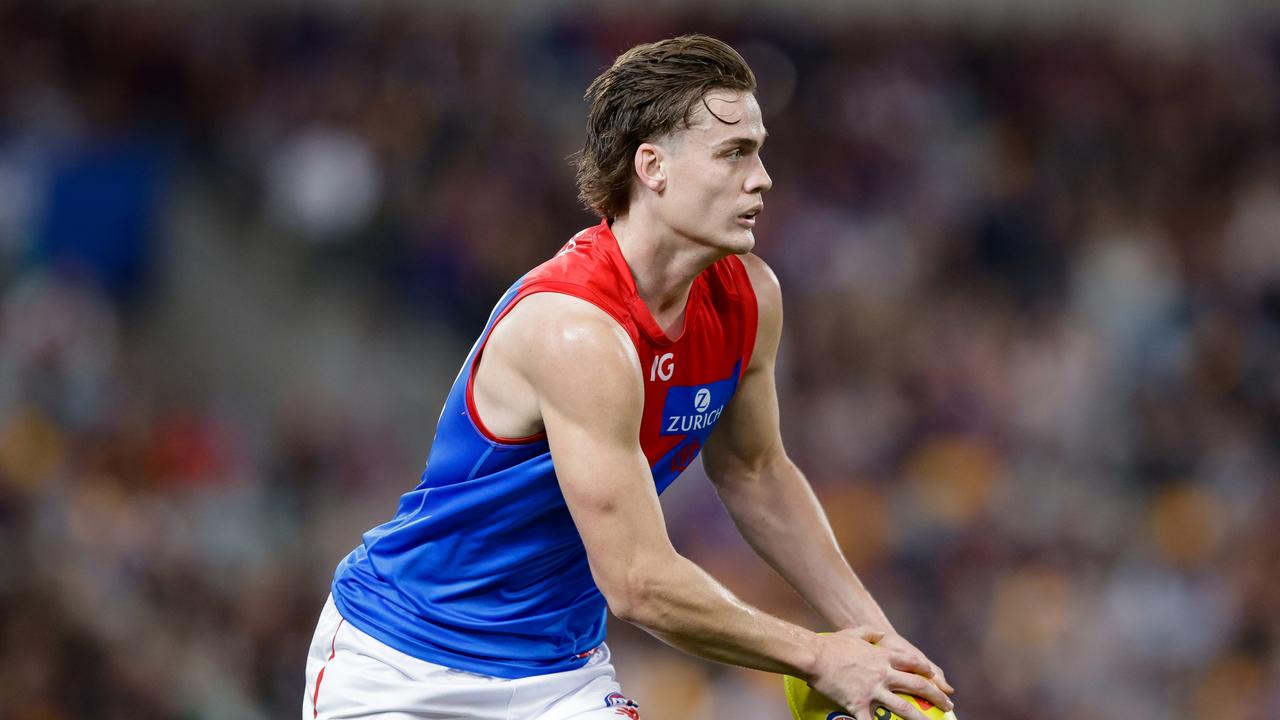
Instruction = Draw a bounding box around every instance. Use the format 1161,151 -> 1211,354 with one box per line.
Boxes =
1,0 -> 1278,718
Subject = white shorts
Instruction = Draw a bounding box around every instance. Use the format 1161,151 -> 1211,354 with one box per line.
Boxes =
303,595 -> 640,720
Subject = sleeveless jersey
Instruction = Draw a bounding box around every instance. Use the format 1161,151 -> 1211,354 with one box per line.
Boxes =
331,220 -> 758,678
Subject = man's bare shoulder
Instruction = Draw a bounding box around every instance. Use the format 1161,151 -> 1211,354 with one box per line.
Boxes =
737,252 -> 782,327
488,292 -> 642,390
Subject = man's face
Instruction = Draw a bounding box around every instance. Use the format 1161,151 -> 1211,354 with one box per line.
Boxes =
654,90 -> 772,254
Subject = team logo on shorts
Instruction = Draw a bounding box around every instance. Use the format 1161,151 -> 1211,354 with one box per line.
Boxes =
604,692 -> 640,719
826,713 -> 854,720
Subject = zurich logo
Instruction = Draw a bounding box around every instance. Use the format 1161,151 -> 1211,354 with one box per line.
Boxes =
659,368 -> 737,437
694,388 -> 712,413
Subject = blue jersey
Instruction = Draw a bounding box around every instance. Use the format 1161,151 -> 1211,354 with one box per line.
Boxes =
331,221 -> 758,678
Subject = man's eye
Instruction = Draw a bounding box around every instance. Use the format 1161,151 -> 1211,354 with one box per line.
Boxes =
726,148 -> 743,160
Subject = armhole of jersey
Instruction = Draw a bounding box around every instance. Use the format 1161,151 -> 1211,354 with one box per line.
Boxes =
728,255 -> 760,378
464,282 -> 636,446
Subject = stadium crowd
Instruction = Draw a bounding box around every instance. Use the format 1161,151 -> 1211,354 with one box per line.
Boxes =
0,2 -> 1277,718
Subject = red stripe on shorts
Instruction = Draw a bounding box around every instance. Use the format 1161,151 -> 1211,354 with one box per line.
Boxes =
312,618 -> 345,719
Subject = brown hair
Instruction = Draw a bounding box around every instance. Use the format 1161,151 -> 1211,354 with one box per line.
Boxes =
575,34 -> 756,220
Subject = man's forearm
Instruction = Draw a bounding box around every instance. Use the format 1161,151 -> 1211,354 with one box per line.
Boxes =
614,550 -> 825,679
714,453 -> 894,633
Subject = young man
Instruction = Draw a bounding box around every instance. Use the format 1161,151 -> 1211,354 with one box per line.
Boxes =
305,35 -> 954,720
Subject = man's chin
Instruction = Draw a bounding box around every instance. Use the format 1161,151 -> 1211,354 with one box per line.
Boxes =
726,229 -> 756,255
689,229 -> 755,255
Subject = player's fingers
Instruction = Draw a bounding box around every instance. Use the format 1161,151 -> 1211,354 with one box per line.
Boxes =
887,652 -> 933,677
889,670 -> 952,713
875,690 -> 931,720
932,664 -> 955,694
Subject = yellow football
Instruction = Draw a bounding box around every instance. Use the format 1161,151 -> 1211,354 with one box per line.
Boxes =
783,674 -> 957,720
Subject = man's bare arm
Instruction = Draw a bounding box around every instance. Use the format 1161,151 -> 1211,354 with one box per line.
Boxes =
701,255 -> 954,703
702,256 -> 891,632
481,291 -> 942,720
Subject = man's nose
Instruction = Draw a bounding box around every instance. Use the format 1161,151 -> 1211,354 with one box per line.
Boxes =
747,155 -> 773,194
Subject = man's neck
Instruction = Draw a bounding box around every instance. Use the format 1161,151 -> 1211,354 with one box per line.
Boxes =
610,211 -> 727,336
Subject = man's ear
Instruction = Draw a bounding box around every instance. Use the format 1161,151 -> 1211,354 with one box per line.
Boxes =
634,142 -> 667,193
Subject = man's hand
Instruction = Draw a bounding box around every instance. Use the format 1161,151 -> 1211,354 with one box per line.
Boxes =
809,627 -> 954,720
875,631 -> 954,699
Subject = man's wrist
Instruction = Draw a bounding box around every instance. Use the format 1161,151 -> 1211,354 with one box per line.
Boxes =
832,613 -> 893,636
842,599 -> 894,635
796,630 -> 828,683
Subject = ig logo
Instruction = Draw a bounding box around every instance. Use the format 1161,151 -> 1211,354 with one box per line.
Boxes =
694,388 -> 711,413
649,353 -> 675,382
